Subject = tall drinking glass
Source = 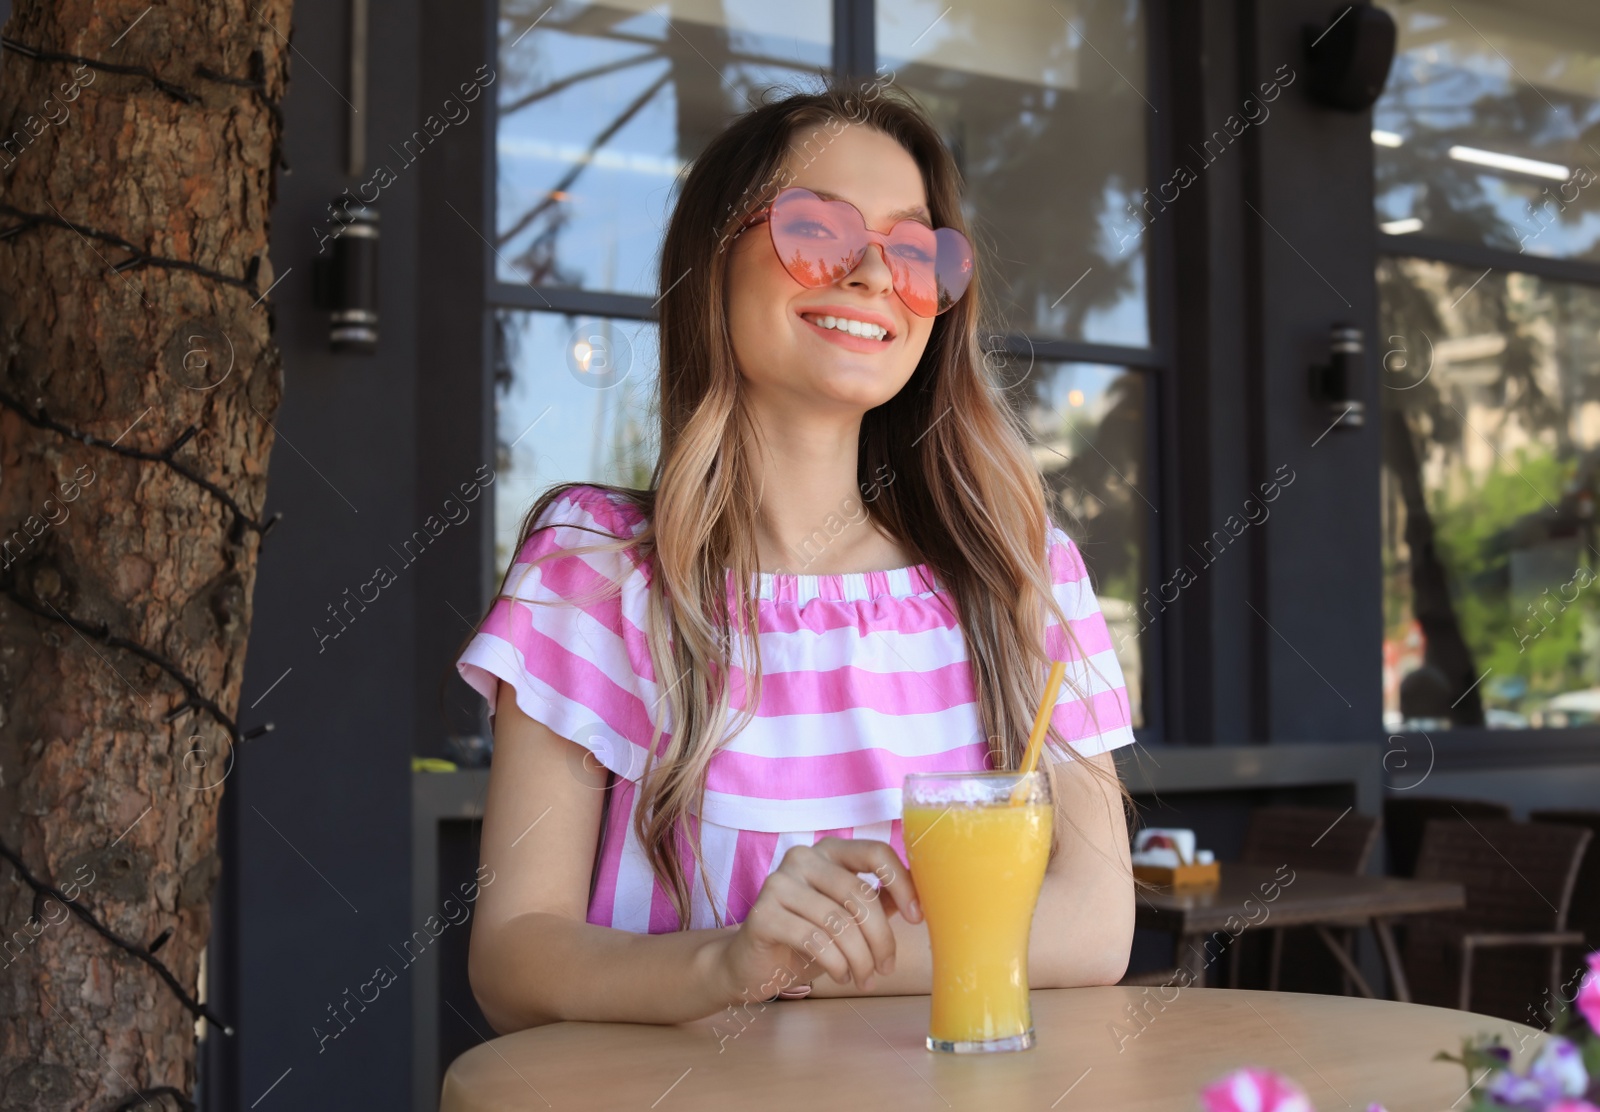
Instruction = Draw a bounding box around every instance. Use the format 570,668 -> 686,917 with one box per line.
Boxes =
902,770 -> 1053,1053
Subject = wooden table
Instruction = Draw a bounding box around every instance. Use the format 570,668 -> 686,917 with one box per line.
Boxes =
440,987 -> 1534,1111
1134,863 -> 1466,1000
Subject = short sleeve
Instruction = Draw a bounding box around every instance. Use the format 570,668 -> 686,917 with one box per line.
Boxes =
1042,525 -> 1137,760
455,486 -> 660,782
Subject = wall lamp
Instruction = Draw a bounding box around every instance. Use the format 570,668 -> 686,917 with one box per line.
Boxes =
312,199 -> 380,354
1311,323 -> 1366,430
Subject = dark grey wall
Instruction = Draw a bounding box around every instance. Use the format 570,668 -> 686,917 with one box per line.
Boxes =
414,0 -> 494,759
217,0 -> 423,1106
1161,0 -> 1256,743
1248,0 -> 1385,744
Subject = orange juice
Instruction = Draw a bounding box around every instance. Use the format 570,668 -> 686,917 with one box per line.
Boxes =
903,791 -> 1052,1053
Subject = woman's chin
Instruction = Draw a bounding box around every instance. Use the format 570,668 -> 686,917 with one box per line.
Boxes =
804,369 -> 913,412
740,361 -> 915,417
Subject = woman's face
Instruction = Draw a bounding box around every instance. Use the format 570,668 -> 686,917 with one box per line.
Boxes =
725,123 -> 936,418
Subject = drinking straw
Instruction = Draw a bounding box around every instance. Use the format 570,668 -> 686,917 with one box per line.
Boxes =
1013,660 -> 1067,801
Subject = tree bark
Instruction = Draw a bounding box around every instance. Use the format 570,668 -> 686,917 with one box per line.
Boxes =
0,2 -> 291,1107
1383,405 -> 1485,726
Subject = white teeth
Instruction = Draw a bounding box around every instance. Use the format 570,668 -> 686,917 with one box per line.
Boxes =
806,314 -> 887,340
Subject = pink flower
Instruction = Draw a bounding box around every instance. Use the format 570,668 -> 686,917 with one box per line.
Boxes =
1577,951 -> 1600,1034
1546,1103 -> 1600,1112
1200,1069 -> 1315,1112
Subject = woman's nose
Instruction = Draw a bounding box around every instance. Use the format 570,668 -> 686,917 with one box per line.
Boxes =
843,240 -> 895,296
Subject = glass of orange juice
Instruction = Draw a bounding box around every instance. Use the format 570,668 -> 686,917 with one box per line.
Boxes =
902,769 -> 1053,1053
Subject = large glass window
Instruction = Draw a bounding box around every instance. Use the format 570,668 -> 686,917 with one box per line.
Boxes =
877,0 -> 1150,345
1373,0 -> 1600,259
1379,257 -> 1600,730
496,0 -> 832,293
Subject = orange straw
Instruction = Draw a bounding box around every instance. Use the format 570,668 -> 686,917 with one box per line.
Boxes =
1016,660 -> 1067,790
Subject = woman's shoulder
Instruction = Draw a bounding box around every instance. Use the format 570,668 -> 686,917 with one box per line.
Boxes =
1044,520 -> 1090,585
518,484 -> 652,569
536,483 -> 650,536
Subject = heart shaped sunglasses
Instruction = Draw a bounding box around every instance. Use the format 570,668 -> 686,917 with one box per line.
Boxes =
736,186 -> 975,317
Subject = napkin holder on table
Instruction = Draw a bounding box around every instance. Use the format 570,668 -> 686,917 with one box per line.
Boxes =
1130,828 -> 1221,889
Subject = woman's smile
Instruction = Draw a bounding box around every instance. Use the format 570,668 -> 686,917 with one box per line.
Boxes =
797,303 -> 898,352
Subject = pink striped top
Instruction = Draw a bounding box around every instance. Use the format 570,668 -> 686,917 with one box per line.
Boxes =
455,484 -> 1135,933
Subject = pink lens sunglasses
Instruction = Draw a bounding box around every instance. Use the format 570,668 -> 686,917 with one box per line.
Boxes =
738,186 -> 975,317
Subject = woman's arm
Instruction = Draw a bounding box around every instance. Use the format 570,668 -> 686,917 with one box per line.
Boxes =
468,683 -> 922,1032
807,749 -> 1133,997
1031,748 -> 1135,986
467,684 -> 729,1031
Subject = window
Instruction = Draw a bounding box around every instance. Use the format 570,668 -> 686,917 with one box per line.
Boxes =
1381,259 -> 1600,730
1376,1 -> 1600,734
1374,0 -> 1600,258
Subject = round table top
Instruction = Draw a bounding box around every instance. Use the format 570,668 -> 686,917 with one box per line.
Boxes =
440,987 -> 1537,1111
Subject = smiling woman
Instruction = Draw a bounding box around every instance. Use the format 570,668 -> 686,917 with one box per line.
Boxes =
455,82 -> 1136,1034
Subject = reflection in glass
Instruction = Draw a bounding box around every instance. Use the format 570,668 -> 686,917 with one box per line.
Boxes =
877,0 -> 1150,346
1373,0 -> 1600,259
1027,364 -> 1149,726
496,0 -> 831,293
1379,257 -> 1600,731
493,309 -> 660,580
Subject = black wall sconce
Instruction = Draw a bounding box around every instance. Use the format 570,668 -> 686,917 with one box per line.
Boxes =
1304,3 -> 1397,112
312,199 -> 379,354
1311,323 -> 1366,429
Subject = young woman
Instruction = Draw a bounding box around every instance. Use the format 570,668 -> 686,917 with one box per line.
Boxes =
455,82 -> 1137,1033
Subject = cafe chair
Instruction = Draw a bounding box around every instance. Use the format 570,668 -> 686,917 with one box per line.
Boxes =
1403,818 -> 1591,1023
1383,796 -> 1510,878
1233,805 -> 1382,993
1381,797 -> 1513,989
1529,809 -> 1600,978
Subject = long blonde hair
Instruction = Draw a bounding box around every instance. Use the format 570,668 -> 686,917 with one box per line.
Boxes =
478,81 -> 1132,929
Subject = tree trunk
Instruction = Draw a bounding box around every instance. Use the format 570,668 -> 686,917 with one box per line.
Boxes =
1383,405 -> 1485,727
0,2 -> 291,1107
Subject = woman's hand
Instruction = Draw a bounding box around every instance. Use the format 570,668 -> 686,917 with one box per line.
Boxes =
712,837 -> 922,1001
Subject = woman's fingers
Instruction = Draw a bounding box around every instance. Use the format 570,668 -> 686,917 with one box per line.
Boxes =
738,837 -> 922,995
812,836 -> 922,925
745,901 -> 852,986
766,873 -> 881,988
784,852 -> 899,977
